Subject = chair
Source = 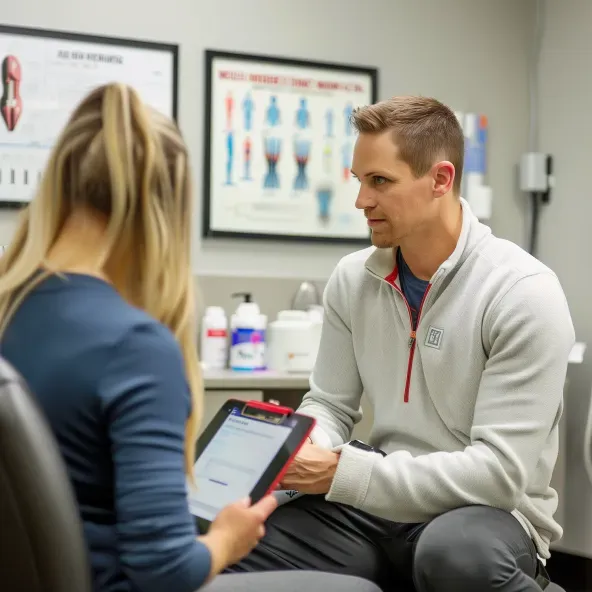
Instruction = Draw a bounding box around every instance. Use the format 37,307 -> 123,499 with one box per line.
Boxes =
0,357 -> 92,592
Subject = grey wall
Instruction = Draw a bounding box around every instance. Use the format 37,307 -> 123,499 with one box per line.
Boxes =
538,0 -> 592,557
195,275 -> 326,325
2,0 -> 534,281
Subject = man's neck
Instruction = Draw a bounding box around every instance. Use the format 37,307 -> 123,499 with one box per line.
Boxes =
398,199 -> 463,281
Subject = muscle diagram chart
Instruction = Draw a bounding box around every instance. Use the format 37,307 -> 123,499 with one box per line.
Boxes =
207,55 -> 375,240
0,29 -> 175,205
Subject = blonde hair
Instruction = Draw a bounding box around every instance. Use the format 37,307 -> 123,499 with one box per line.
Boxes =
0,83 -> 202,476
351,96 -> 465,195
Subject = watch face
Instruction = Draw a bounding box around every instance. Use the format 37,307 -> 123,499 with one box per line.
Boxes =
349,440 -> 372,451
348,440 -> 387,457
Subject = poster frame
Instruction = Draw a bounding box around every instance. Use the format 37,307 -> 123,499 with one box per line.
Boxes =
202,49 -> 378,244
0,24 -> 179,209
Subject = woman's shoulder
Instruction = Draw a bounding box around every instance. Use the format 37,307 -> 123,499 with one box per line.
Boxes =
34,272 -> 181,355
4,273 -> 185,391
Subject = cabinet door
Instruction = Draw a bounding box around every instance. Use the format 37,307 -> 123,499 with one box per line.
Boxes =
201,390 -> 264,434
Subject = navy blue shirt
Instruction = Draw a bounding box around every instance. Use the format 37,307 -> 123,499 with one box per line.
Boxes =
0,273 -> 211,592
397,248 -> 430,327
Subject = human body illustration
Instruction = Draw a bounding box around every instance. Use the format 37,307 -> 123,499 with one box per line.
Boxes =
1,55 -> 23,132
295,98 -> 310,129
263,135 -> 281,189
266,96 -> 281,127
225,91 -> 234,130
262,97 -> 281,189
225,131 -> 234,185
316,186 -> 333,224
242,92 -> 254,132
243,137 -> 252,180
292,99 -> 311,191
293,134 -> 310,191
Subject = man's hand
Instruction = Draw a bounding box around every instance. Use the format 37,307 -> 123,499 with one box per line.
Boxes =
279,442 -> 340,494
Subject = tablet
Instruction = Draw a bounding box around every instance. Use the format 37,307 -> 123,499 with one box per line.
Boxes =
188,399 -> 315,529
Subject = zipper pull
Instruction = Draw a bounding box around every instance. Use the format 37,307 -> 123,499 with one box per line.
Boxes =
408,331 -> 416,348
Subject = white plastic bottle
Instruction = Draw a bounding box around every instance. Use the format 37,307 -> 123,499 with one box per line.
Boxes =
230,293 -> 267,372
200,306 -> 228,370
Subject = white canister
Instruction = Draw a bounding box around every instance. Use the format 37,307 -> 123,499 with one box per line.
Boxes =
200,306 -> 228,370
267,310 -> 321,373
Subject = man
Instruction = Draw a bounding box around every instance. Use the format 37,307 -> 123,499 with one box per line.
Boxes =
227,96 -> 574,592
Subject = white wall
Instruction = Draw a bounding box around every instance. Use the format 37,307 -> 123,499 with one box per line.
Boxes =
2,0 -> 534,279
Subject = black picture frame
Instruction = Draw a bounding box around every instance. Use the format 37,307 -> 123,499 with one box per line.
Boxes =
0,24 -> 179,209
202,49 -> 378,245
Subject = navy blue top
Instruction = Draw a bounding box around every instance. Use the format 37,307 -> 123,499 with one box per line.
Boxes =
397,248 -> 430,327
0,273 -> 211,592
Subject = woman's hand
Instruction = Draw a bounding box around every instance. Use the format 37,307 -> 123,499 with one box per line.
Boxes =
199,495 -> 277,579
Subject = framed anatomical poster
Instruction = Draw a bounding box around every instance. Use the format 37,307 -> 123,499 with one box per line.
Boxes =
0,25 -> 178,207
203,50 -> 378,244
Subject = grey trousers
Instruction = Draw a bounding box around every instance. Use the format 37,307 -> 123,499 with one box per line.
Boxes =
203,572 -> 381,591
226,495 -> 550,592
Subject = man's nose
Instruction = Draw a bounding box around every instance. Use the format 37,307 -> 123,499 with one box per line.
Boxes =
355,185 -> 376,210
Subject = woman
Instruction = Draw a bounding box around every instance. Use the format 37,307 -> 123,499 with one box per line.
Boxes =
0,83 -> 379,592
0,82 -> 281,592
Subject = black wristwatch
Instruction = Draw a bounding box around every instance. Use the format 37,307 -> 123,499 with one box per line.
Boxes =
347,439 -> 387,457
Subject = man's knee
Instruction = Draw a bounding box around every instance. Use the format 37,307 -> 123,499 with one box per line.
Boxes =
413,507 -> 509,592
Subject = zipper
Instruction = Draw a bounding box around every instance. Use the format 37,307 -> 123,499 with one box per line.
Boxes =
390,280 -> 433,403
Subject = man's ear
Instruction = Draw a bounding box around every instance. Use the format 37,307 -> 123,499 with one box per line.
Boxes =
431,161 -> 455,197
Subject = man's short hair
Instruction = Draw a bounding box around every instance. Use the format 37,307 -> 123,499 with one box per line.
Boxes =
351,96 -> 464,195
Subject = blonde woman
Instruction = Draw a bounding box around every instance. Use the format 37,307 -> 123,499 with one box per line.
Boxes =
0,83 -> 283,592
0,84 -> 381,592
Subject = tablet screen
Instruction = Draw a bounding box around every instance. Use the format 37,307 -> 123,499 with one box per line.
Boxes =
188,406 -> 297,521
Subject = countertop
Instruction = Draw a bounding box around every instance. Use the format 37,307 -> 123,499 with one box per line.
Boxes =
203,368 -> 310,390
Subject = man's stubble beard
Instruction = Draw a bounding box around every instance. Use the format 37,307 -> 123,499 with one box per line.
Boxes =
370,231 -> 396,249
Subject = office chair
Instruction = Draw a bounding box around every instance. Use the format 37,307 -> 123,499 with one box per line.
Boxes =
0,357 -> 92,592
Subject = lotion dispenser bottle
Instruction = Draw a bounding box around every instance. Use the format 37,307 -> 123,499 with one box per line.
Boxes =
229,292 -> 267,372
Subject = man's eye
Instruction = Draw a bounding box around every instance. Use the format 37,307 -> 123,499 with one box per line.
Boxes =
373,176 -> 387,185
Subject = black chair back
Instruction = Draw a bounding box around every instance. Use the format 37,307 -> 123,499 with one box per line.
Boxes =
0,357 -> 91,592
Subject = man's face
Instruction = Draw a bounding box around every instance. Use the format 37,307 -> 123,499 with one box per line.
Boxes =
352,131 -> 448,248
